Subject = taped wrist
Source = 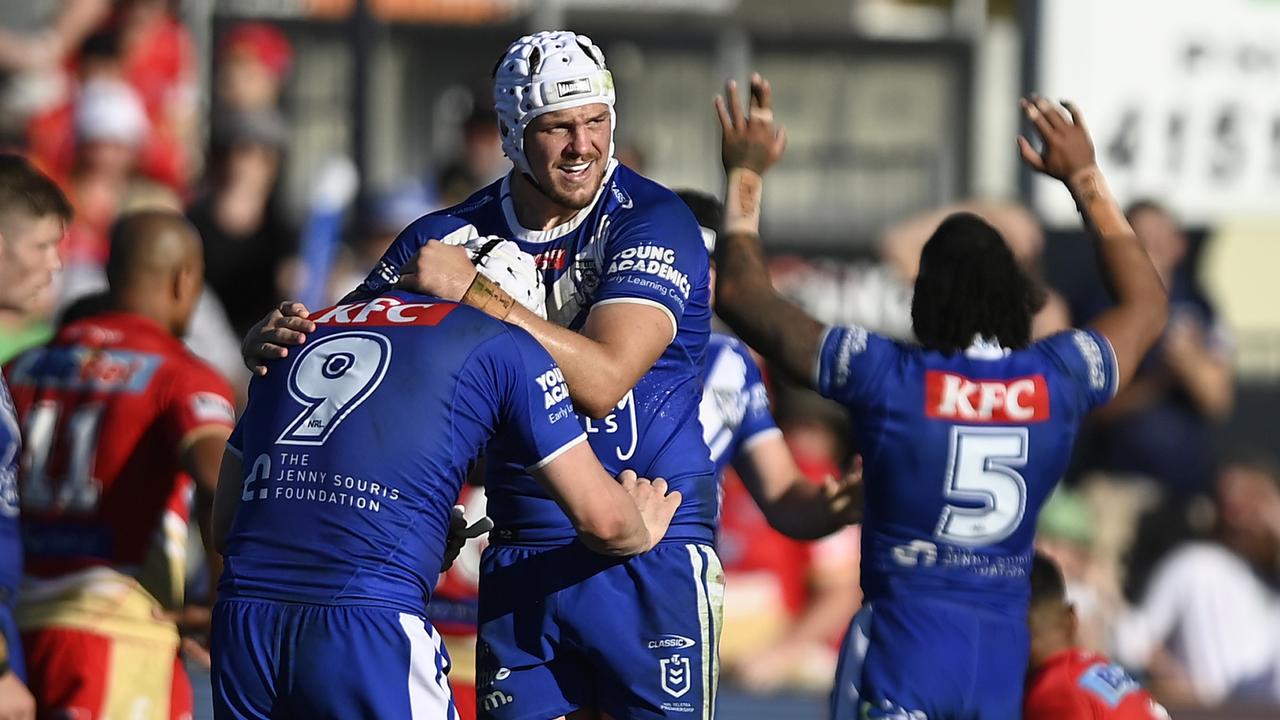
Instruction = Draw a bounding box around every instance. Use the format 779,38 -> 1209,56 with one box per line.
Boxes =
725,168 -> 764,236
461,273 -> 516,321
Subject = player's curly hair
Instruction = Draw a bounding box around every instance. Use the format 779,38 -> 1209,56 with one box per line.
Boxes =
910,212 -> 1046,354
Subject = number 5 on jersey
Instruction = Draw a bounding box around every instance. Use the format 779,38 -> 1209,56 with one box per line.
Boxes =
934,426 -> 1029,546
278,332 -> 392,446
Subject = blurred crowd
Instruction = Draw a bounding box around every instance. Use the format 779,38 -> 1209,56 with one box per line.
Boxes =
0,2 -> 1277,717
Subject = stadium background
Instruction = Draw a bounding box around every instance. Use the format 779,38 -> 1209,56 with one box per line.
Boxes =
2,0 -> 1279,718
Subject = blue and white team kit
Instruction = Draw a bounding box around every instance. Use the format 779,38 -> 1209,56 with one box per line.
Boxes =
820,326 -> 1119,719
357,160 -> 723,720
698,333 -> 779,482
0,379 -> 24,682
213,291 -> 588,719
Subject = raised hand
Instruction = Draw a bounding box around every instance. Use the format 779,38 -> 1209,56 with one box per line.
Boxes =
619,469 -> 681,552
714,72 -> 788,175
1018,96 -> 1097,182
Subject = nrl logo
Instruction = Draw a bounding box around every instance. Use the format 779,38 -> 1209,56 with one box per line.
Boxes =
660,654 -> 692,698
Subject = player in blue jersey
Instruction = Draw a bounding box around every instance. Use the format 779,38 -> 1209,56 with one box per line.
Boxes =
709,77 -> 1169,719
0,154 -> 69,720
677,188 -> 861,536
211,266 -> 682,719
243,31 -> 724,720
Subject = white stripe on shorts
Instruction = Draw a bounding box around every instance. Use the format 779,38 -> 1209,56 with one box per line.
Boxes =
687,544 -> 725,720
399,613 -> 457,720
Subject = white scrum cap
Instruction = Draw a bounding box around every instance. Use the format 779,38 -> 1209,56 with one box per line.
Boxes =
493,30 -> 615,177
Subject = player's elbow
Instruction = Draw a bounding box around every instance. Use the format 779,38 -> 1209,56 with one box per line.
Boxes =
574,382 -> 629,419
576,511 -> 647,556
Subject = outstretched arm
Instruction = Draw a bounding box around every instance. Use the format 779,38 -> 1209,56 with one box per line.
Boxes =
711,75 -> 827,389
1018,97 -> 1168,390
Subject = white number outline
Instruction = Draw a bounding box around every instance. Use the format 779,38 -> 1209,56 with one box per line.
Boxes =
277,331 -> 392,446
934,426 -> 1029,547
20,400 -> 106,513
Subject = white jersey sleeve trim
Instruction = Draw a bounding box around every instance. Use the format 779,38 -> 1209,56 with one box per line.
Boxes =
740,427 -> 783,453
592,297 -> 678,342
1100,332 -> 1121,400
527,433 -> 589,471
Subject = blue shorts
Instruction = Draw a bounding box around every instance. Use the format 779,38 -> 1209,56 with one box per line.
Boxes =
831,599 -> 1028,720
211,598 -> 459,720
477,541 -> 724,720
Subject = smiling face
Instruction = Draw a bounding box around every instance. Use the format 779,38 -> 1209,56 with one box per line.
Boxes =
522,103 -> 612,211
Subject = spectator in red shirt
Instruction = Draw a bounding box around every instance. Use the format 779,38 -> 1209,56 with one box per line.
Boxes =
1026,552 -> 1169,719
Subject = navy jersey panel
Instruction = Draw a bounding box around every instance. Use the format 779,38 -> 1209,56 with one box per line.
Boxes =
699,333 -> 778,478
815,326 -> 1118,616
219,292 -> 585,612
358,162 -> 715,544
0,379 -> 22,596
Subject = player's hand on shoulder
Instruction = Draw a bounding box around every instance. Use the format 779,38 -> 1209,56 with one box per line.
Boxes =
620,469 -> 682,553
714,72 -> 788,175
242,301 -> 315,376
1017,95 -> 1097,182
0,669 -> 35,720
824,454 -> 864,526
395,240 -> 478,302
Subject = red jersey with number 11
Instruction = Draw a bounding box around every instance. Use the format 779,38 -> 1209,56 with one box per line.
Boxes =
4,312 -> 235,609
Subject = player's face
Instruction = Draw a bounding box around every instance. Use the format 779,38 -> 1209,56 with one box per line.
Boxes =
523,104 -> 611,210
0,212 -> 63,313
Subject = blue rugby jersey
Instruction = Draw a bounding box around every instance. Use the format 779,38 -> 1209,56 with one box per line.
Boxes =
0,379 -> 20,596
815,327 -> 1118,616
218,291 -> 586,612
358,161 -> 715,544
699,332 -> 779,477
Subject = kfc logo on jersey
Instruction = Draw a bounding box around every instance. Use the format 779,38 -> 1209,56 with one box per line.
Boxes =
535,248 -> 568,271
310,298 -> 457,327
925,371 -> 1049,423
190,392 -> 235,424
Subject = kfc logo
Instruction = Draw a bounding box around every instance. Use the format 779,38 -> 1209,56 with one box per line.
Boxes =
925,371 -> 1049,423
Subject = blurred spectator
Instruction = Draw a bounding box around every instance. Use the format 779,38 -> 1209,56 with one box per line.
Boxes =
1073,200 -> 1236,597
56,76 -> 148,305
1078,200 -> 1235,495
719,387 -> 860,694
0,0 -> 111,145
1112,454 -> 1280,707
437,106 -> 505,206
112,0 -> 198,190
187,108 -> 295,337
216,22 -> 293,114
327,180 -> 436,302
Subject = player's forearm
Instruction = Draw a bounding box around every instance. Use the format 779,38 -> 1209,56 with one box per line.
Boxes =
760,481 -> 847,540
503,304 -> 635,418
714,234 -> 825,388
1071,168 -> 1168,345
572,487 -> 650,556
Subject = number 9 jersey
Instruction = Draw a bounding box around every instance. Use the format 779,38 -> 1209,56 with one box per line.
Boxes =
819,326 -> 1119,719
